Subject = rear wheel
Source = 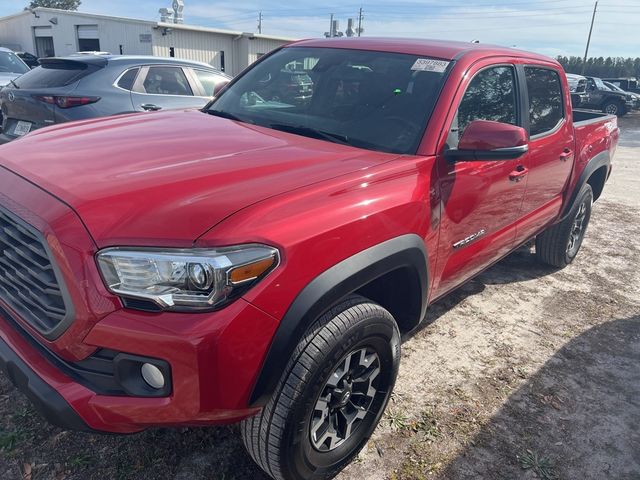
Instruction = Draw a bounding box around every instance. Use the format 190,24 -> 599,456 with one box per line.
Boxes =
535,183 -> 593,268
241,296 -> 400,480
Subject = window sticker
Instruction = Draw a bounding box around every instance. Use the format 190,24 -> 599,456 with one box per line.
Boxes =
411,58 -> 450,73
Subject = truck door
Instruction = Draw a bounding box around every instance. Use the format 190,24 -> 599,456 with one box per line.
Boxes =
432,63 -> 529,297
516,65 -> 574,243
585,77 -> 604,108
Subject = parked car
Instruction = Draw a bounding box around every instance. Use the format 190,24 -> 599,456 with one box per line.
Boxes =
566,73 -> 588,107
0,47 -> 30,88
603,80 -> 640,109
0,38 -> 618,480
602,77 -> 639,94
579,75 -> 634,116
15,51 -> 39,69
0,55 -> 231,143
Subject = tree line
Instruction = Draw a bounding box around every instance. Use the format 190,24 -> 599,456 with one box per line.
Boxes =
556,56 -> 640,79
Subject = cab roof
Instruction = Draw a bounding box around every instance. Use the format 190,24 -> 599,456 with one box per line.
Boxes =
289,37 -> 557,65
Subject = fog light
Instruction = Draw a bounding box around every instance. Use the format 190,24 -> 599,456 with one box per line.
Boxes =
141,363 -> 165,389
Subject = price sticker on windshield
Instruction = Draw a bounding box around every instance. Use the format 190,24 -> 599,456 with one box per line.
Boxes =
411,58 -> 450,73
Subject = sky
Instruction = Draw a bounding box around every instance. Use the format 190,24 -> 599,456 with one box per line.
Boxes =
1,0 -> 639,58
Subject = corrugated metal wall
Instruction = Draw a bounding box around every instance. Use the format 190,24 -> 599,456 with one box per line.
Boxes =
0,14 -> 36,53
152,28 -> 236,73
247,37 -> 287,65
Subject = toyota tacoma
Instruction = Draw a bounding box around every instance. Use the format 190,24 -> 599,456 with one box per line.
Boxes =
0,38 -> 617,480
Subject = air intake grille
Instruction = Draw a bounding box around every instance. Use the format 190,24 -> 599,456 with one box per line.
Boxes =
0,208 -> 69,338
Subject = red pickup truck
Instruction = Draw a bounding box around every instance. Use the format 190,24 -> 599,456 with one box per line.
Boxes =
0,38 -> 617,480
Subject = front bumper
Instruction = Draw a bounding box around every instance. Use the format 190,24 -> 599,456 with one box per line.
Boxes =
0,297 -> 278,433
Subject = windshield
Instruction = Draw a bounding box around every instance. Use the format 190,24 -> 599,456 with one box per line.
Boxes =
208,47 -> 451,154
0,51 -> 29,75
604,82 -> 625,93
592,77 -> 607,90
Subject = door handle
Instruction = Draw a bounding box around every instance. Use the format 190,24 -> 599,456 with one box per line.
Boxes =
560,148 -> 573,162
509,165 -> 529,183
141,103 -> 162,111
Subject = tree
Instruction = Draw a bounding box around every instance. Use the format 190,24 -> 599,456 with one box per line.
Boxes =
27,0 -> 81,10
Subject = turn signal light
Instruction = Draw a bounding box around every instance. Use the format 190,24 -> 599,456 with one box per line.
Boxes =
229,257 -> 276,284
34,95 -> 100,108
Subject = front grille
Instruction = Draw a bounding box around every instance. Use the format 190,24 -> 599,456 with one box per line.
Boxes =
0,207 -> 70,339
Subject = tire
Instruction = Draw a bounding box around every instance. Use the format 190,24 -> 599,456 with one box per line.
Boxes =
602,100 -> 626,117
241,295 -> 401,480
535,183 -> 593,268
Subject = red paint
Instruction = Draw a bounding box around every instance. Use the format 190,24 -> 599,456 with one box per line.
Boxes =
0,39 -> 618,431
458,120 -> 528,151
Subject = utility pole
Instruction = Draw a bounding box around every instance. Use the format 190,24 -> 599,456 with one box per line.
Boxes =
258,11 -> 263,34
330,13 -> 334,37
357,7 -> 363,37
582,0 -> 598,74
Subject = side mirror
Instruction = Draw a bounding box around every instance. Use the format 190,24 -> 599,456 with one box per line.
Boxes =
445,120 -> 528,161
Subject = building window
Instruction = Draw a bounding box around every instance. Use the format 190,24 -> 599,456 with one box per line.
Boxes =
77,25 -> 100,52
220,51 -> 225,72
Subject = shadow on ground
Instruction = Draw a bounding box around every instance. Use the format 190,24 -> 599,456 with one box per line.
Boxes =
439,315 -> 640,480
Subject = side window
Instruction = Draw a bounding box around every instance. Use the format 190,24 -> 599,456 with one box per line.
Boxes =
452,66 -> 517,146
142,66 -> 193,96
525,67 -> 564,137
117,68 -> 139,91
193,69 -> 227,97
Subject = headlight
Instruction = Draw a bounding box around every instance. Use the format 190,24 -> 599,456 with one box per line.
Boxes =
96,244 -> 279,311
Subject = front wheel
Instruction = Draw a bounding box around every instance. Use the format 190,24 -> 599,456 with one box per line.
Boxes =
241,296 -> 400,480
603,100 -> 626,116
535,183 -> 593,268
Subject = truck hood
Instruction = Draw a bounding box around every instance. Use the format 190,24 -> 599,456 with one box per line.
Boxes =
0,110 -> 395,247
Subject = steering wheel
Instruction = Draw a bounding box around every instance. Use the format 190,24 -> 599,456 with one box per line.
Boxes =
384,116 -> 421,148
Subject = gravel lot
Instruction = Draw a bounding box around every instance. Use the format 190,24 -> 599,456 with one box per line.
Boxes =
1,113 -> 639,480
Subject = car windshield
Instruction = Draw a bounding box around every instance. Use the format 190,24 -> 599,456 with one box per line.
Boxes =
0,51 -> 29,75
592,77 -> 607,90
604,82 -> 625,93
208,47 -> 451,154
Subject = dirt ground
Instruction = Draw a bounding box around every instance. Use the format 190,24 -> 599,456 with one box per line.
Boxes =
1,113 -> 639,480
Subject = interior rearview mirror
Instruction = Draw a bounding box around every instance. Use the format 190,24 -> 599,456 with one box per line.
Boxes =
445,120 -> 529,161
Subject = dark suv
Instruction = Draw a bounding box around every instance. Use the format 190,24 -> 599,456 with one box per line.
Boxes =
0,55 -> 230,143
580,75 -> 634,116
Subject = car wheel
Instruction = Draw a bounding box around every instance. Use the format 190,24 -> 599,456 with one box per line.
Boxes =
535,183 -> 593,268
603,101 -> 625,116
241,295 -> 400,480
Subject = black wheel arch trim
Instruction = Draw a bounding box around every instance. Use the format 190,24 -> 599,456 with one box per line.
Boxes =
249,234 -> 429,407
559,150 -> 610,221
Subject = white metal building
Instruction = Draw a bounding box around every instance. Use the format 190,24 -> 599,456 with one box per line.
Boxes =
0,8 -> 294,75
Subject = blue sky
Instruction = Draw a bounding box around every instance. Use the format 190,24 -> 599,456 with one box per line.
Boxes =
2,0 -> 639,58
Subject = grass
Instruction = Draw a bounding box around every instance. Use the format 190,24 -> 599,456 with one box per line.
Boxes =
518,449 -> 558,480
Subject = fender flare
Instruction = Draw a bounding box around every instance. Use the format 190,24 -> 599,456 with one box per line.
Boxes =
249,234 -> 429,406
559,150 -> 610,221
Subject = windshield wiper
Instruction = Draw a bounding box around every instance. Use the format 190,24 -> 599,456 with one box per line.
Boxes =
9,79 -> 19,89
206,109 -> 242,122
268,123 -> 350,146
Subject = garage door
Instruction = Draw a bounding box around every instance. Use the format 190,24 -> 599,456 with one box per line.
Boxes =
77,25 -> 99,39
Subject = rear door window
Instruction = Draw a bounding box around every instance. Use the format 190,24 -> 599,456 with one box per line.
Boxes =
525,67 -> 564,137
117,68 -> 139,91
142,66 -> 193,96
13,61 -> 99,88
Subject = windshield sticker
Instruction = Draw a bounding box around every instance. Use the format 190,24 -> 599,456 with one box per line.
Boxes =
411,58 -> 450,73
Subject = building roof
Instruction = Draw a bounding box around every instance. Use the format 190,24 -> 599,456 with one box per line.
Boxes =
291,37 -> 556,64
0,7 -> 295,42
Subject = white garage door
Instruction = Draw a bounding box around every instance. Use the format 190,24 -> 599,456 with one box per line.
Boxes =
77,25 -> 99,39
33,26 -> 52,37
